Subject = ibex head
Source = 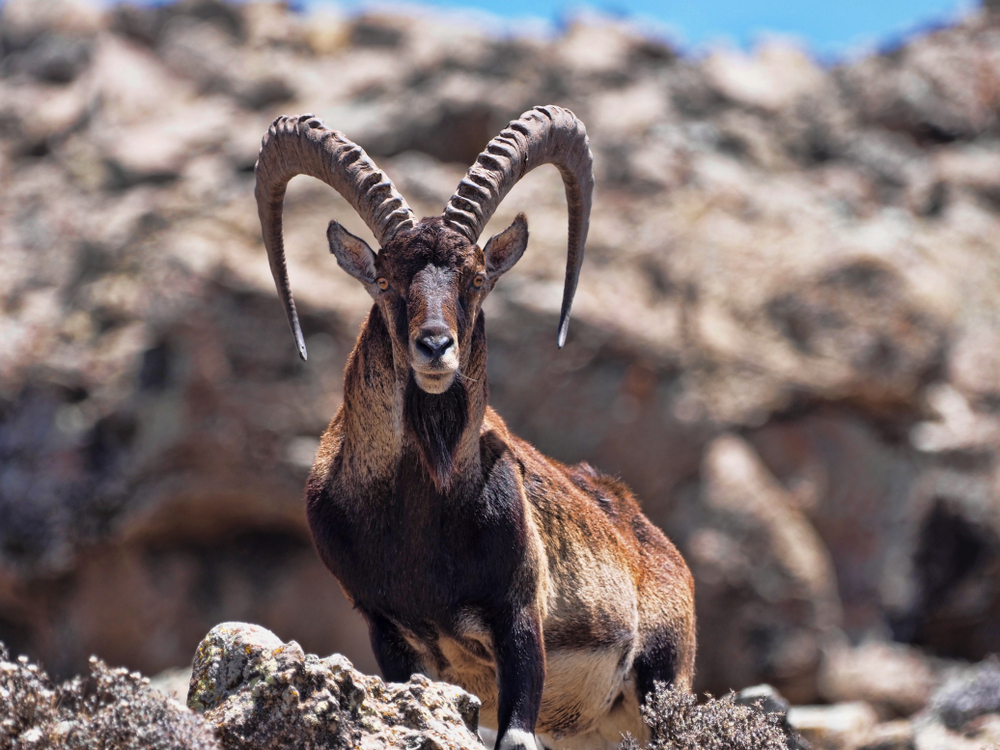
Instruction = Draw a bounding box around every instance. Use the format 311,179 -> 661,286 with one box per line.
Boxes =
254,106 -> 594,395
325,214 -> 528,394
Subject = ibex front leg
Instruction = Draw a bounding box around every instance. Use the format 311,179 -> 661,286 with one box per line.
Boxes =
366,611 -> 423,683
493,605 -> 545,750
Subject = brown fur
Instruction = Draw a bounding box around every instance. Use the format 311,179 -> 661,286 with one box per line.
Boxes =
305,217 -> 696,750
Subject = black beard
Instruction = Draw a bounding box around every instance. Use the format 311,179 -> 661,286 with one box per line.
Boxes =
403,372 -> 469,492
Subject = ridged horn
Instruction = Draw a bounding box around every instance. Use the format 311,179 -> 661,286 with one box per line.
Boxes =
255,114 -> 416,360
443,105 -> 594,348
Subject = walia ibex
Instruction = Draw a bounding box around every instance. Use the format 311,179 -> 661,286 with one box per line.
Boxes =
255,105 -> 696,750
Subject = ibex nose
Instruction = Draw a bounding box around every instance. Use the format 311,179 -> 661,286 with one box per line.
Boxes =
416,330 -> 454,359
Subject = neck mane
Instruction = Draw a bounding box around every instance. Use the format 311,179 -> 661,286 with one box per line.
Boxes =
339,305 -> 488,494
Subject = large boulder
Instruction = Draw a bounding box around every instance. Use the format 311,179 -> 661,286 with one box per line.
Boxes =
188,622 -> 483,750
663,435 -> 842,703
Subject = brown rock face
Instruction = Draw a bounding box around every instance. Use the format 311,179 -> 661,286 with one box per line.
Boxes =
3,0 -> 1000,708
666,435 -> 842,703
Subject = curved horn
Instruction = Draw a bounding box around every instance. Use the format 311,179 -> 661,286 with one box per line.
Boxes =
443,105 -> 594,348
255,114 -> 416,360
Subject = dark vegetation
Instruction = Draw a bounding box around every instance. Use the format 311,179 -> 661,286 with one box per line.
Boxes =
619,683 -> 791,750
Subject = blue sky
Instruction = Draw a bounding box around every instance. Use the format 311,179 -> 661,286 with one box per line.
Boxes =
309,0 -> 977,58
89,0 -> 979,59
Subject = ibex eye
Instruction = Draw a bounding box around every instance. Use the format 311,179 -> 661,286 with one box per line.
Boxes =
377,278 -> 389,291
472,274 -> 486,288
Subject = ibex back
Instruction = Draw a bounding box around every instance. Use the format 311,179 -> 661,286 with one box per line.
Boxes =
254,105 -> 696,750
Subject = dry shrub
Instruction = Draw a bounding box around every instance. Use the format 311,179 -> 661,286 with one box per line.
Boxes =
0,642 -> 219,750
620,683 -> 790,750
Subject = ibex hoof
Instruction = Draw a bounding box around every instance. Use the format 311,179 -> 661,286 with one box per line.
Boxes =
498,728 -> 540,750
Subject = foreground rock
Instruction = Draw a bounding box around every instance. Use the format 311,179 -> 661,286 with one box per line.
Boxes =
6,628 -> 1000,750
188,622 -> 483,750
0,642 -> 219,749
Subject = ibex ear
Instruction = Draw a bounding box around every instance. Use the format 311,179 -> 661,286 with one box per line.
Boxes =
327,220 -> 377,284
484,213 -> 528,278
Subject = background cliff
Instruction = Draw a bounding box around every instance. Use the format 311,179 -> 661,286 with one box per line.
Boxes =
1,0 -> 1000,717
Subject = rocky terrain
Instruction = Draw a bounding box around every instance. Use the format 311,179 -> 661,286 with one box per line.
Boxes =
2,0 -> 1000,747
5,623 -> 1000,749
185,622 -> 485,750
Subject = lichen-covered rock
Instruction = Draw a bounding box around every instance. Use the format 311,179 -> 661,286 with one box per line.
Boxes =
187,622 -> 483,750
0,642 -> 219,750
